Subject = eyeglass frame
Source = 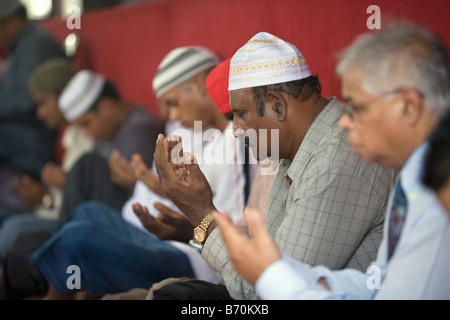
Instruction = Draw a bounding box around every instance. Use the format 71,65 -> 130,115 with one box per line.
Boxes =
341,87 -> 425,121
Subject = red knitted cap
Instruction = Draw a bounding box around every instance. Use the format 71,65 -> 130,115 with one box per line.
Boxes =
206,57 -> 232,115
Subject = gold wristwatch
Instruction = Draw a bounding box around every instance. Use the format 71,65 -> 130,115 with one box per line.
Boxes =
190,213 -> 214,250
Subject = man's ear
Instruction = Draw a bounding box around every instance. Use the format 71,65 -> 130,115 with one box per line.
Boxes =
403,88 -> 425,126
190,74 -> 208,96
266,91 -> 287,121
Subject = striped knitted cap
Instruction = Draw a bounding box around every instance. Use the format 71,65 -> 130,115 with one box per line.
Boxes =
152,46 -> 220,98
58,69 -> 105,122
229,32 -> 311,90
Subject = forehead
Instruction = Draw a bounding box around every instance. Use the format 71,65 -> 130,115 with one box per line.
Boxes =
230,87 -> 254,110
159,81 -> 192,102
34,91 -> 56,101
341,68 -> 368,99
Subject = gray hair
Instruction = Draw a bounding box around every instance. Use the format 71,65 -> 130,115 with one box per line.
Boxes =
336,20 -> 450,118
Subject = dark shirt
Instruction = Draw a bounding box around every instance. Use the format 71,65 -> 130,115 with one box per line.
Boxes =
94,105 -> 165,166
0,22 -> 66,178
0,22 -> 66,120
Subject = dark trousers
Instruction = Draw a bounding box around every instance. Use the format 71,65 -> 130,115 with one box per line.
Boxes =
0,231 -> 51,300
152,280 -> 233,300
59,152 -> 130,222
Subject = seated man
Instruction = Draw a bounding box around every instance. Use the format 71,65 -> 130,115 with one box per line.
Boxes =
0,57 -> 93,260
151,31 -> 396,300
24,47 -> 250,300
214,22 -> 450,300
0,68 -> 163,299
0,0 -> 66,217
57,69 -> 164,219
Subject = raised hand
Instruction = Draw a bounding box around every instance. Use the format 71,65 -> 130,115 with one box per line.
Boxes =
108,149 -> 137,191
132,202 -> 193,243
41,162 -> 66,189
214,207 -> 282,286
13,174 -> 47,207
153,134 -> 217,227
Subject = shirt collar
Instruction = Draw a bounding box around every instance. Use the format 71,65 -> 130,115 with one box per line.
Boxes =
399,142 -> 428,203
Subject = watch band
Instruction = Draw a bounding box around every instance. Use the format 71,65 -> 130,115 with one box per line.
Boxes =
192,212 -> 214,247
198,213 -> 213,232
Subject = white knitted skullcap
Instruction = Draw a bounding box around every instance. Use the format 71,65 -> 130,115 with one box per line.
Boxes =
152,46 -> 220,98
58,70 -> 106,122
228,32 -> 312,90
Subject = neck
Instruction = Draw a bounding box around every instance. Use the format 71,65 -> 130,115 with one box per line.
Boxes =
114,101 -> 133,127
286,95 -> 329,161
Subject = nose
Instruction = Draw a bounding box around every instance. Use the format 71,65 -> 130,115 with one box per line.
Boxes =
338,113 -> 352,132
169,108 -> 180,122
232,115 -> 245,137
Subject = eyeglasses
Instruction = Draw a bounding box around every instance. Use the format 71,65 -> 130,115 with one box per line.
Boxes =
341,87 -> 424,121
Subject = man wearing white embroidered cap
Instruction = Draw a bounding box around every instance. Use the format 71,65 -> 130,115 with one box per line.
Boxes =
152,31 -> 396,300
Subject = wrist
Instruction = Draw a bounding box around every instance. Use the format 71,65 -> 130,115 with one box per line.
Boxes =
191,207 -> 218,247
192,205 -> 217,226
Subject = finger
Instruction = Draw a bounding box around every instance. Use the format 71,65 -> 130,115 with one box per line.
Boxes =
185,157 -> 207,181
154,202 -> 177,217
156,138 -> 183,183
132,203 -> 158,228
132,202 -> 150,219
154,134 -> 170,178
154,202 -> 191,226
243,207 -> 268,241
169,136 -> 184,166
131,153 -> 143,167
109,149 -> 119,160
131,154 -> 146,177
214,212 -> 245,248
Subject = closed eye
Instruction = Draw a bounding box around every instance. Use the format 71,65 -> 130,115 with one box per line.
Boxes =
233,111 -> 245,119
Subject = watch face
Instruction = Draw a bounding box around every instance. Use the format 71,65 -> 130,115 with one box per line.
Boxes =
194,228 -> 206,243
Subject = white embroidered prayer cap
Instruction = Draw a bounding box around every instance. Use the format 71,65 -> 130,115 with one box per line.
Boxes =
228,32 -> 312,90
59,69 -> 106,122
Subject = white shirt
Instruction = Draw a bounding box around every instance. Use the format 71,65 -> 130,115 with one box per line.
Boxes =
122,121 -> 248,284
256,143 -> 450,300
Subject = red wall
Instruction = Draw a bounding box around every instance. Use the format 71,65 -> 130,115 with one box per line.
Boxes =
40,0 -> 450,119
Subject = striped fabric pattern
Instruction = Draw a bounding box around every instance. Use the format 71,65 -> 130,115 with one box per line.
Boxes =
152,46 -> 220,98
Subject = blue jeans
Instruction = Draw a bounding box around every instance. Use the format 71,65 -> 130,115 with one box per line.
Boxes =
31,201 -> 195,297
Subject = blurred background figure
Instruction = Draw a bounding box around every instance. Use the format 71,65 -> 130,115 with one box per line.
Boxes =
0,0 -> 66,219
0,57 -> 94,266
